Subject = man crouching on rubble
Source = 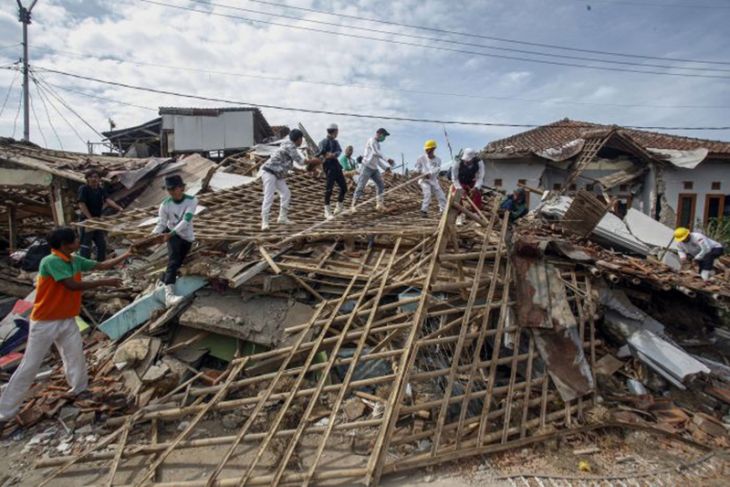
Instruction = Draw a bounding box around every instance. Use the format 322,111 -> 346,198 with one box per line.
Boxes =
0,227 -> 128,433
674,227 -> 725,282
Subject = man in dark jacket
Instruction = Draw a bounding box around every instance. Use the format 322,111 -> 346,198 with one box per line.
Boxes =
500,188 -> 529,222
77,169 -> 123,260
317,123 -> 346,219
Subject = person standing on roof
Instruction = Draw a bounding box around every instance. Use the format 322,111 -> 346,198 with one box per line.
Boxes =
674,227 -> 725,282
415,139 -> 446,217
77,169 -> 124,261
0,227 -> 129,434
152,175 -> 198,306
451,148 -> 485,225
500,187 -> 529,222
351,128 -> 395,211
260,129 -> 321,231
317,123 -> 346,219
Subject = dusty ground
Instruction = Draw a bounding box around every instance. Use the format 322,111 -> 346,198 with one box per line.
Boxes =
0,420 -> 727,486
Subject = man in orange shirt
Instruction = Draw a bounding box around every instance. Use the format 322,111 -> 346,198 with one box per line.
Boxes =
0,227 -> 129,430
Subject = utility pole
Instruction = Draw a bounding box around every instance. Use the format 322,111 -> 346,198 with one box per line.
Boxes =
17,0 -> 39,142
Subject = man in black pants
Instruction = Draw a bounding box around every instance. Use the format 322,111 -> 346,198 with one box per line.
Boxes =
77,169 -> 123,260
152,175 -> 198,306
317,123 -> 346,219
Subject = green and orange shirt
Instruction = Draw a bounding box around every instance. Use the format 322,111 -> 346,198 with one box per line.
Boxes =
31,249 -> 97,321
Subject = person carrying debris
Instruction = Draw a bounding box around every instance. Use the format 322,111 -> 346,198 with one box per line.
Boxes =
451,148 -> 485,225
152,175 -> 198,306
0,227 -> 129,432
77,169 -> 124,261
415,139 -> 446,216
260,129 -> 321,231
317,123 -> 346,219
351,128 -> 395,211
500,187 -> 529,222
674,227 -> 725,282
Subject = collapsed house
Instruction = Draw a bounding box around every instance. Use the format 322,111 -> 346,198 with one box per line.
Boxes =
0,133 -> 728,485
483,119 -> 730,228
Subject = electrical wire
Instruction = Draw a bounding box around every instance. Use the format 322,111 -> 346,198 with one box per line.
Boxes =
246,0 -> 730,65
28,65 -> 730,131
32,74 -> 87,145
32,71 -> 105,139
32,46 -> 730,110
45,80 -> 157,112
0,43 -> 21,51
137,0 -> 730,79
11,85 -> 22,139
182,0 -> 730,73
33,77 -> 63,149
29,85 -> 48,146
575,0 -> 730,9
0,69 -> 19,117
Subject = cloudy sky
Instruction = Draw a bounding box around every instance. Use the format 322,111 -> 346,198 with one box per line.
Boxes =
1,0 -> 729,165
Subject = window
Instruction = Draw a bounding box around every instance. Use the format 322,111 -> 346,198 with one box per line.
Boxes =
568,184 -> 577,192
619,184 -> 629,192
683,181 -> 694,190
586,184 -> 595,192
517,179 -> 530,206
553,183 -> 562,191
518,179 -> 526,186
704,194 -> 726,225
676,193 -> 696,228
494,179 -> 503,187
711,181 -> 721,191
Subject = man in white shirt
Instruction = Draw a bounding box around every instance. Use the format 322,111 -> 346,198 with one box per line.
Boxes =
351,128 -> 394,211
152,175 -> 198,306
415,139 -> 445,216
674,227 -> 725,281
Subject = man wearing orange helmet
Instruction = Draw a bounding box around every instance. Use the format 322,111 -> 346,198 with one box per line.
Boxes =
415,139 -> 446,217
674,227 -> 724,281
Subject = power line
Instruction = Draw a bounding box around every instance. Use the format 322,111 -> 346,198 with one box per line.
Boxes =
34,46 -> 728,110
138,0 -> 730,79
32,74 -> 88,145
32,71 -> 105,139
576,0 -> 730,9
184,0 -> 730,74
0,69 -> 19,117
247,0 -> 730,65
44,79 -> 157,112
28,65 -> 730,131
33,77 -> 63,149
11,85 -> 22,139
0,43 -> 21,51
29,87 -> 48,147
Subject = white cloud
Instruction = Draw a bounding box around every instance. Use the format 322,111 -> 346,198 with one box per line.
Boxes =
0,0 -> 728,167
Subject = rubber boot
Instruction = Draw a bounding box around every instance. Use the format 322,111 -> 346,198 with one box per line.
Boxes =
376,197 -> 385,212
456,214 -> 465,226
700,270 -> 712,281
350,196 -> 358,211
335,202 -> 344,215
165,284 -> 183,306
261,214 -> 270,231
277,207 -> 291,224
324,204 -> 334,220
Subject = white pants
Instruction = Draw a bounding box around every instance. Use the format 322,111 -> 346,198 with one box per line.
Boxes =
0,318 -> 88,421
261,171 -> 291,219
419,178 -> 446,212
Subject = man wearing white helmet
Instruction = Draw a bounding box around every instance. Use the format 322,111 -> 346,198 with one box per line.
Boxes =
317,123 -> 346,219
451,148 -> 485,225
352,128 -> 394,211
415,139 -> 446,216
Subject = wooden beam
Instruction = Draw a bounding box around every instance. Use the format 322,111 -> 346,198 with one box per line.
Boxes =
7,205 -> 17,252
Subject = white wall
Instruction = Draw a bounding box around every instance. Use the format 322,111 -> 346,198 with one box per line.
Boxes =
162,111 -> 255,152
660,159 -> 729,228
484,159 -> 546,209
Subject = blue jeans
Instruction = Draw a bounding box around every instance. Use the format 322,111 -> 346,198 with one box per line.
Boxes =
353,166 -> 385,200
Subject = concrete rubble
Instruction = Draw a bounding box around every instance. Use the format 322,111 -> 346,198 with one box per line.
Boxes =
0,136 -> 729,486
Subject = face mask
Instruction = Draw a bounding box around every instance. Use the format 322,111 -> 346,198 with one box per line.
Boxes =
378,135 -> 385,142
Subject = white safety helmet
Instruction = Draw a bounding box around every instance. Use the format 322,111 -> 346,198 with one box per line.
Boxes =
461,148 -> 478,161
327,123 -> 339,131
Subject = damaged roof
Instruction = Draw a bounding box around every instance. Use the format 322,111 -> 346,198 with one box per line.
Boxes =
485,119 -> 730,159
0,137 -> 157,183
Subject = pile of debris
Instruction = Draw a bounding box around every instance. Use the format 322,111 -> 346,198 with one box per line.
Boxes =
0,155 -> 728,486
